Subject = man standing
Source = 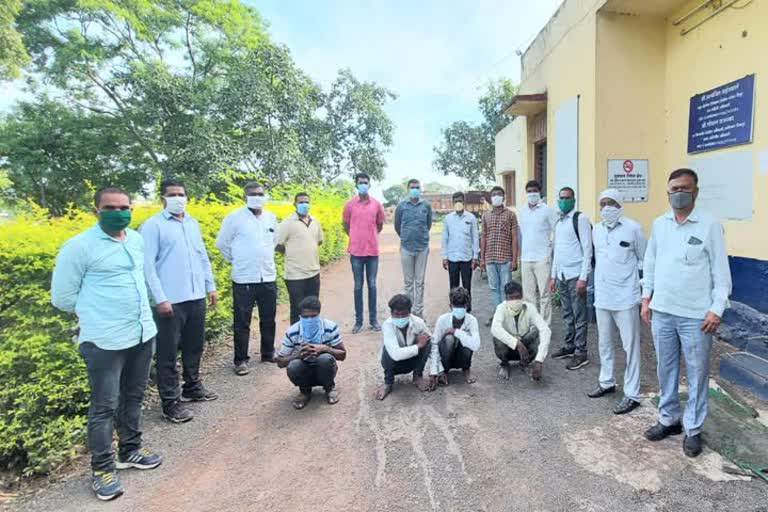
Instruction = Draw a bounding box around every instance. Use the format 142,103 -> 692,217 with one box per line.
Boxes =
441,192 -> 480,312
549,186 -> 593,370
587,189 -> 646,415
51,186 -> 162,502
277,192 -> 323,325
432,287 -> 480,385
343,173 -> 386,334
480,186 -> 519,325
642,169 -> 731,458
216,182 -> 278,376
276,296 -> 346,410
394,179 -> 432,319
141,179 -> 219,424
519,180 -> 556,324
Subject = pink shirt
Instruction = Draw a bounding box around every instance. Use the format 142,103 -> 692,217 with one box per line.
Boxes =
343,195 -> 385,257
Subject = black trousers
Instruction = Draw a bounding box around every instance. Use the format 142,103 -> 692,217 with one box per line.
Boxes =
154,299 -> 206,405
285,274 -> 321,325
493,334 -> 539,363
448,260 -> 473,312
286,353 -> 337,392
232,282 -> 277,364
439,335 -> 473,371
381,343 -> 431,385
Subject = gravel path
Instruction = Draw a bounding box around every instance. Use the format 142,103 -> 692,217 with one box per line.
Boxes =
12,227 -> 767,512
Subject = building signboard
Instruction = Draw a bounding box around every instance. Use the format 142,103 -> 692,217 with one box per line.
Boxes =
688,74 -> 755,154
607,159 -> 648,202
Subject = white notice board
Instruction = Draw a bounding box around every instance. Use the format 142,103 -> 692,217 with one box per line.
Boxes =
553,96 -> 579,205
607,159 -> 649,202
689,149 -> 753,220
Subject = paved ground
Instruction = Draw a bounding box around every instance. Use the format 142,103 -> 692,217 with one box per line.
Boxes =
12,227 -> 768,512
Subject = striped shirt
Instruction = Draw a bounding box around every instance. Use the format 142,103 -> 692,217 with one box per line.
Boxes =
278,318 -> 342,356
482,207 -> 519,264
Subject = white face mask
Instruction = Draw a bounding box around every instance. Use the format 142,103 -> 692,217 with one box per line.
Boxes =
600,205 -> 623,227
246,195 -> 267,210
527,192 -> 541,205
164,196 -> 187,215
491,195 -> 504,207
506,299 -> 524,316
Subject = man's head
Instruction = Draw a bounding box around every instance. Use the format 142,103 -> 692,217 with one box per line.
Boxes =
298,296 -> 321,319
598,188 -> 622,209
160,178 -> 187,215
93,186 -> 132,232
244,182 -> 266,210
295,191 -> 310,216
355,173 -> 371,195
490,186 -> 505,207
452,191 -> 465,212
525,180 -> 542,206
667,168 -> 698,211
408,179 -> 421,199
504,281 -> 524,301
449,287 -> 471,309
558,186 -> 576,214
388,294 -> 412,318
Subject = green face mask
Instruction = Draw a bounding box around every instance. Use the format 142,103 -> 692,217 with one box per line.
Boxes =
99,209 -> 132,232
558,197 -> 575,214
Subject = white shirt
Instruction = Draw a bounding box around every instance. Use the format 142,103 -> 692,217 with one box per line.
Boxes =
491,301 -> 552,363
552,210 -> 593,281
441,211 -> 480,262
593,216 -> 647,311
216,207 -> 278,284
642,207 -> 731,319
379,315 -> 441,376
432,312 -> 481,352
519,202 -> 557,262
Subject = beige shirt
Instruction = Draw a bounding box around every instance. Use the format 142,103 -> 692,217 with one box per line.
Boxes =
277,212 -> 323,280
491,301 -> 552,363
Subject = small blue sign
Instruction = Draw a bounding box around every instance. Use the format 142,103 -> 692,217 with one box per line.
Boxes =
687,74 -> 755,154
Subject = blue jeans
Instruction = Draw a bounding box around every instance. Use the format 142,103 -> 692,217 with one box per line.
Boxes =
486,261 -> 511,307
351,255 -> 379,325
652,311 -> 713,436
558,277 -> 589,355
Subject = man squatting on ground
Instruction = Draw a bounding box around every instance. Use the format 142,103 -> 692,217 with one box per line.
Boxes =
432,287 -> 481,385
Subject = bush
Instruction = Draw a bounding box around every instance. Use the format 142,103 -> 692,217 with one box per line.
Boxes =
0,188 -> 347,475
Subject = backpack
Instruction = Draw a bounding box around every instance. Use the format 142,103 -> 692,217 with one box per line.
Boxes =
572,211 -> 596,268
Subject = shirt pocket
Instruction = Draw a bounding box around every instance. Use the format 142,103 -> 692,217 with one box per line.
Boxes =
608,242 -> 633,265
684,244 -> 705,264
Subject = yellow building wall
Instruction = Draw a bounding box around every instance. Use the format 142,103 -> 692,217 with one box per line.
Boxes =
664,0 -> 768,259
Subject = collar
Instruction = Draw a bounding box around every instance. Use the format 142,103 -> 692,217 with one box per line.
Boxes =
663,207 -> 701,224
91,223 -> 128,242
355,194 -> 372,203
161,209 -> 187,222
527,202 -> 544,211
290,211 -> 313,222
558,209 -> 575,220
405,198 -> 423,206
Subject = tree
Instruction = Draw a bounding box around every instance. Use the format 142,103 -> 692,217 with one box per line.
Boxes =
0,0 -> 28,79
432,79 -> 517,187
383,184 -> 406,207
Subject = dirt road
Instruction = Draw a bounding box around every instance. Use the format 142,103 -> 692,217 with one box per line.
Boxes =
14,228 -> 767,511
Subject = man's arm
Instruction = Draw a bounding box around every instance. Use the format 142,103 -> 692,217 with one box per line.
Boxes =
707,221 -> 732,317
471,215 -> 480,260
382,322 -> 419,361
510,212 -> 519,269
419,321 -> 443,376
577,213 -> 592,281
641,222 -> 657,300
479,214 -> 487,265
453,316 -> 481,352
376,202 -> 385,233
342,201 -> 351,235
196,224 -> 216,294
316,218 -> 324,246
215,214 -> 235,263
394,202 -> 403,237
426,202 -> 433,231
490,305 -> 519,350
275,219 -> 288,254
139,219 -> 168,305
440,217 -> 450,260
528,307 -> 552,363
633,222 -> 648,271
50,240 -> 86,313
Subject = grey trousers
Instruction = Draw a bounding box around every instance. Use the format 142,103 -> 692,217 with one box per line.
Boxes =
401,248 -> 429,317
557,277 -> 588,355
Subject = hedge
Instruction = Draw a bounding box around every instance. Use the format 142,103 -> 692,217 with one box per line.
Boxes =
0,191 -> 347,475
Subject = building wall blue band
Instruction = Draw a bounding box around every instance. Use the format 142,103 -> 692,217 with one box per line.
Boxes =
729,256 -> 768,314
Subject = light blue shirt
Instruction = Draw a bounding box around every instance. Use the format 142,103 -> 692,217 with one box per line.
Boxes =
593,216 -> 646,311
216,207 -> 278,284
441,211 -> 479,261
140,210 -> 216,305
552,210 -> 593,281
642,207 -> 732,319
51,224 -> 157,350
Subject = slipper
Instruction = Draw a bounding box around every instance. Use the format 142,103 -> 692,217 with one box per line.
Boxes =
292,392 -> 311,410
326,388 -> 339,405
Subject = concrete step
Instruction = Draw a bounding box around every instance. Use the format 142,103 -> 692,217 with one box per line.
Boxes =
719,352 -> 768,402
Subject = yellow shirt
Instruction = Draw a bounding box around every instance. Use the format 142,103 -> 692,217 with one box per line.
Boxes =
277,212 -> 323,280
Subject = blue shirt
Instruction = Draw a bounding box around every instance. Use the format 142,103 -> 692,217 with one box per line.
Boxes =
394,199 -> 432,252
51,224 -> 157,350
140,210 -> 216,305
277,318 -> 342,357
441,211 -> 479,261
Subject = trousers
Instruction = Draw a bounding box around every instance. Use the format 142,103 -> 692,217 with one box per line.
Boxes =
448,260 -> 473,312
286,353 -> 337,392
232,282 -> 277,364
521,259 -> 552,324
596,306 -> 641,401
439,334 -> 473,370
285,274 -> 321,325
381,343 -> 431,385
401,248 -> 429,318
487,261 -> 511,308
557,277 -> 588,355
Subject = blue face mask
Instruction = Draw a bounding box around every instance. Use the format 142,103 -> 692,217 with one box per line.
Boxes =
409,187 -> 421,199
297,202 -> 310,215
299,315 -> 323,342
452,307 -> 467,320
357,183 -> 370,194
392,316 -> 410,329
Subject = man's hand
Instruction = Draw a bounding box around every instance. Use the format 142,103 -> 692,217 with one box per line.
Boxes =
549,278 -> 556,294
300,343 -> 325,359
208,291 -> 218,308
531,361 -> 543,381
576,279 -> 588,296
479,258 -> 486,271
511,261 -> 518,272
416,333 -> 431,349
427,375 -> 438,391
641,299 -> 652,326
442,259 -> 449,271
516,341 -> 531,366
444,328 -> 456,336
701,311 -> 722,334
472,259 -> 480,270
157,301 -> 174,317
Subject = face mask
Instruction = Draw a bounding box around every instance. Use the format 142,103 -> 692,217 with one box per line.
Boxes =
357,183 -> 370,194
558,197 -> 575,214
409,187 -> 421,199
392,316 -> 410,329
452,307 -> 467,320
164,196 -> 187,215
99,209 -> 131,232
454,202 -> 464,213
491,195 -> 504,207
296,202 -> 310,216
246,195 -> 266,210
506,299 -> 524,316
299,315 -> 323,342
669,191 -> 693,210
527,192 -> 541,205
600,205 -> 623,227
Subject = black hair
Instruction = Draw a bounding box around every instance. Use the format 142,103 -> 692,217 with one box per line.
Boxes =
298,296 -> 322,314
407,179 -> 420,188
668,168 -> 698,185
452,191 -> 465,202
160,178 -> 185,196
243,181 -> 262,193
449,287 -> 471,308
490,186 -> 505,196
94,186 -> 130,208
388,294 -> 413,313
504,281 -> 523,298
525,180 -> 541,192
294,191 -> 310,202
559,186 -> 575,198
355,173 -> 370,184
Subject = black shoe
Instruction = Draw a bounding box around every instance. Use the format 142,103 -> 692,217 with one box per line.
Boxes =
370,320 -> 382,332
162,401 -> 193,424
566,354 -> 589,370
181,385 -> 219,402
551,347 -> 576,359
261,353 -> 276,363
613,397 -> 641,415
683,434 -> 703,458
352,324 -> 364,334
644,422 -> 683,441
587,385 -> 616,398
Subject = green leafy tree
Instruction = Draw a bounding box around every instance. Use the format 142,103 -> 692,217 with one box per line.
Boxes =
383,183 -> 406,207
432,79 -> 517,187
0,0 -> 28,79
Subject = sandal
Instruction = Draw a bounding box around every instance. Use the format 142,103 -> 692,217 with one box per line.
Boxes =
292,391 -> 311,410
325,388 -> 339,405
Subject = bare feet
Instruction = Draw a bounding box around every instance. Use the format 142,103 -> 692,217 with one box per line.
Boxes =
497,365 -> 510,381
415,376 -> 432,392
438,373 -> 449,387
463,369 -> 476,384
292,391 -> 311,410
375,384 -> 392,401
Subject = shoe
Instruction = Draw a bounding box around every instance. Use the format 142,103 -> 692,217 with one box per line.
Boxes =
551,347 -> 576,359
234,362 -> 250,376
91,470 -> 124,501
181,385 -> 219,402
644,422 -> 683,441
566,354 -> 590,370
683,434 -> 703,458
116,448 -> 163,470
587,385 -> 616,398
370,320 -> 382,332
352,324 -> 364,334
613,397 -> 641,415
261,353 -> 276,363
485,318 -> 493,327
162,400 -> 193,424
